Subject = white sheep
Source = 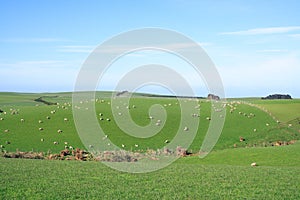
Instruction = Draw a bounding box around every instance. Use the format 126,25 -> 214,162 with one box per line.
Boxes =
40,138 -> 44,142
121,144 -> 125,148
106,118 -> 111,121
39,127 -> 43,131
38,120 -> 43,123
4,129 -> 9,133
57,129 -> 63,133
46,116 -> 50,119
53,141 -> 58,145
164,140 -> 169,143
184,126 -> 189,131
64,118 -> 68,121
251,162 -> 257,167
253,129 -> 257,132
135,144 -> 139,147
0,118 -> 3,121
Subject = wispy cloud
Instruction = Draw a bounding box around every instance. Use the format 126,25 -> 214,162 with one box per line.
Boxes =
220,26 -> 300,35
0,38 -> 67,43
289,34 -> 300,39
58,45 -> 95,53
256,49 -> 288,53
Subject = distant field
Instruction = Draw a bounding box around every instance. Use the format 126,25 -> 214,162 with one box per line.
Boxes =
1,92 -> 299,153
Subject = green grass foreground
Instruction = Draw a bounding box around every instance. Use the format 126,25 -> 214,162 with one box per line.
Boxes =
1,142 -> 299,199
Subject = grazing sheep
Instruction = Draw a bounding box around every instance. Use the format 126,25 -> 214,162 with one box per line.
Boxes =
121,144 -> 125,148
157,119 -> 161,123
164,140 -> 170,143
39,127 -> 43,131
99,118 -> 103,121
239,137 -> 245,142
206,117 -> 211,121
251,162 -> 257,167
0,118 -> 3,121
266,123 -> 269,126
149,116 -> 154,120
253,129 -> 257,132
106,118 -> 111,121
135,144 -> 139,147
64,118 -> 68,121
50,110 -> 56,114
53,141 -> 58,145
132,105 -> 136,108
4,129 -> 9,133
38,120 -> 43,123
64,142 -> 68,145
46,116 -> 50,119
102,135 -> 108,140
20,118 -> 25,122
107,143 -> 111,146
118,112 -> 122,116
288,124 -> 292,127
89,145 -> 94,148
184,126 -> 189,131
155,122 -> 161,126
57,129 -> 63,133
41,138 -> 44,142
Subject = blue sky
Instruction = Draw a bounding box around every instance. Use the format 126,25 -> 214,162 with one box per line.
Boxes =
1,0 -> 300,97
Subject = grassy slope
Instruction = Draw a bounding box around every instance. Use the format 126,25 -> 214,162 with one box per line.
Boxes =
0,92 -> 299,153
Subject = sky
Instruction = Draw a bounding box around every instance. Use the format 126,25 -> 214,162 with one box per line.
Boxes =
0,0 -> 300,97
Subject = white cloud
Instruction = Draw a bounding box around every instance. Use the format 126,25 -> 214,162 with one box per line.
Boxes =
221,26 -> 300,35
0,38 -> 67,43
58,45 -> 95,53
256,49 -> 288,53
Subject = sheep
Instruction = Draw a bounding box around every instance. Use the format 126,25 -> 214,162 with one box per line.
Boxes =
157,119 -> 161,123
206,117 -> 211,121
20,118 -> 25,122
64,142 -> 68,145
99,118 -> 103,121
39,127 -> 43,131
132,105 -> 136,108
288,124 -> 292,127
53,141 -> 58,145
0,118 -> 3,121
121,144 -> 125,148
149,116 -> 154,120
64,118 -> 68,121
155,122 -> 161,126
41,138 -> 44,142
4,129 -> 9,133
118,112 -> 122,116
184,126 -> 189,131
251,162 -> 257,167
239,137 -> 245,142
135,144 -> 139,147
253,128 -> 257,132
57,129 -> 63,133
164,140 -> 170,143
99,113 -> 103,116
106,118 -> 111,121
38,120 -> 43,123
107,143 -> 111,146
89,145 -> 94,148
46,116 -> 50,119
266,123 -> 269,126
50,110 -> 56,114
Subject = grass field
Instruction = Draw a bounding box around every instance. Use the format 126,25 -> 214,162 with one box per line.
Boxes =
0,92 -> 299,199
